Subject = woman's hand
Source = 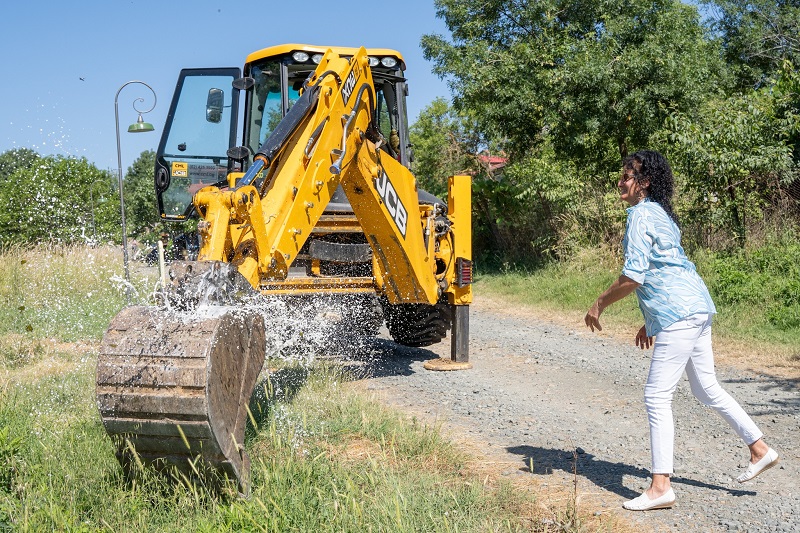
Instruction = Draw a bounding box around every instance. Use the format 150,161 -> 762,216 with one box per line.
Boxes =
635,325 -> 654,349
584,302 -> 603,332
585,275 -> 640,334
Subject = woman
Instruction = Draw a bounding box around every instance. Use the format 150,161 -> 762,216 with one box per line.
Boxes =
584,150 -> 778,511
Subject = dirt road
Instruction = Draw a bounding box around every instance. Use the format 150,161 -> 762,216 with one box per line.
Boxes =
354,296 -> 799,532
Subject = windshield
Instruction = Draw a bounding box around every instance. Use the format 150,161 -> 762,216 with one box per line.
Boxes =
155,68 -> 240,220
247,62 -> 303,156
243,56 -> 409,166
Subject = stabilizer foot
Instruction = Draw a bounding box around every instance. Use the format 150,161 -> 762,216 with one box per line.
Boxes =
423,358 -> 472,371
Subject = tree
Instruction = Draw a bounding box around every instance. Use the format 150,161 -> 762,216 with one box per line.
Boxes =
410,99 -> 585,261
0,155 -> 118,245
663,68 -> 800,247
123,150 -> 159,240
409,98 -> 480,197
703,0 -> 800,89
421,0 -> 723,177
0,148 -> 39,186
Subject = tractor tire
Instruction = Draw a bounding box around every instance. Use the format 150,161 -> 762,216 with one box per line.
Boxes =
382,299 -> 452,347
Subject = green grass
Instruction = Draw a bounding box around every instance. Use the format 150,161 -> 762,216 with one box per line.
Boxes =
475,249 -> 642,332
0,244 -> 152,342
0,353 -> 543,532
2,245 -> 583,532
476,244 -> 800,365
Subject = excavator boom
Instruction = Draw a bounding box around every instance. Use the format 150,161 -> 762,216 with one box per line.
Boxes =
97,45 -> 472,493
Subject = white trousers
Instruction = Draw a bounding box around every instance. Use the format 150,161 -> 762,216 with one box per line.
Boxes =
645,313 -> 763,474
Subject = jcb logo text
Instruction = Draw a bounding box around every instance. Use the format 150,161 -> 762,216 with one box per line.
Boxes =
375,171 -> 407,238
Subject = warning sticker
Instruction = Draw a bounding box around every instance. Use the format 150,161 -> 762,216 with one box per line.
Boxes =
171,162 -> 188,177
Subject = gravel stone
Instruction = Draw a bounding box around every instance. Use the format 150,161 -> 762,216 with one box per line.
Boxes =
349,296 -> 799,532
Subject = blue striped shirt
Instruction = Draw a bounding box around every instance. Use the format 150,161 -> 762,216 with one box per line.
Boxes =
621,198 -> 716,335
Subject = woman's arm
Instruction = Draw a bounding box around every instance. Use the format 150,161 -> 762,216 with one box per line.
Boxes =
584,275 -> 641,332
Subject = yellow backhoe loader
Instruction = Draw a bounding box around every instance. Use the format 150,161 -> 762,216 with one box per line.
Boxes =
96,44 -> 472,493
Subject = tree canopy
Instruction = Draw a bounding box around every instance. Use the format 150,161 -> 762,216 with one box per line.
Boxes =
123,149 -> 158,240
418,0 -> 800,257
703,0 -> 800,89
0,154 -> 118,245
422,0 -> 722,176
0,149 -> 167,247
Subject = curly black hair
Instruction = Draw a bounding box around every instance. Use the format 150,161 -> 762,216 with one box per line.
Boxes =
623,150 -> 679,225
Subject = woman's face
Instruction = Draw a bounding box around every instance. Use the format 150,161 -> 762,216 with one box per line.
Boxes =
618,168 -> 649,206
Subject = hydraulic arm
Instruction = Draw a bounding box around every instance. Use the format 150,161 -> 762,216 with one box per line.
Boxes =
97,45 -> 472,494
191,47 -> 464,306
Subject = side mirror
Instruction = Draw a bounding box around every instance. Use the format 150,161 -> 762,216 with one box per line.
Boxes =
206,88 -> 224,123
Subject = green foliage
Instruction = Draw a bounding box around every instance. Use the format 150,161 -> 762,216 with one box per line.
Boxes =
409,98 -> 479,198
474,147 -> 585,262
0,148 -> 171,247
420,0 -> 737,260
0,148 -> 39,186
410,99 -> 594,262
423,0 -> 722,175
0,152 -> 119,245
703,0 -> 800,89
123,150 -> 159,240
702,238 -> 800,330
663,65 -> 800,247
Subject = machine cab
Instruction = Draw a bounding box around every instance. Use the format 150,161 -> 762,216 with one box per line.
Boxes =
155,44 -> 410,220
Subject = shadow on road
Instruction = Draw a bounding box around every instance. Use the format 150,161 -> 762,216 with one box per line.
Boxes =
505,445 -> 756,500
721,374 -> 800,417
334,337 -> 440,379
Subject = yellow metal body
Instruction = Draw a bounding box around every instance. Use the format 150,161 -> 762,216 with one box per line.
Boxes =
192,46 -> 471,306
95,44 -> 474,497
245,44 -> 407,70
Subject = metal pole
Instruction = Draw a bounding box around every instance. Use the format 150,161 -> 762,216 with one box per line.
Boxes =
114,80 -> 156,304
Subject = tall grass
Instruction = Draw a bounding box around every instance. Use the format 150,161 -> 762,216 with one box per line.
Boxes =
2,245 -> 615,532
0,244 -> 152,342
476,248 -> 642,331
0,353 -> 546,531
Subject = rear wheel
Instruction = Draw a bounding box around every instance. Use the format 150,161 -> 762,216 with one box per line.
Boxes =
381,298 -> 452,347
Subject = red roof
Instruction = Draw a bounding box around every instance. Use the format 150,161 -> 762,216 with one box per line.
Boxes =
478,154 -> 507,172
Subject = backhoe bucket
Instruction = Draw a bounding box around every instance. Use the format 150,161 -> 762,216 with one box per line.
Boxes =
96,306 -> 266,493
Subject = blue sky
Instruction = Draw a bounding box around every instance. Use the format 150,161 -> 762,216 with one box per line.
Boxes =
0,1 -> 451,173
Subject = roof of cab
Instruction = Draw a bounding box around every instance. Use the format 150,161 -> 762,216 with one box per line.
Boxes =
245,43 -> 406,70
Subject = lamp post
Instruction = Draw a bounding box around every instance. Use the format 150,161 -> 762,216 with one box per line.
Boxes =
115,80 -> 156,303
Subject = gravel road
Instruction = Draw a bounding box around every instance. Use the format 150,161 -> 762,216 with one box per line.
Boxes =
348,296 -> 799,532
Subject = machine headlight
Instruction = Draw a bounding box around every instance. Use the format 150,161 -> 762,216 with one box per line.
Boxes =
292,51 -> 310,63
380,57 -> 398,68
368,57 -> 379,67
311,54 -> 323,64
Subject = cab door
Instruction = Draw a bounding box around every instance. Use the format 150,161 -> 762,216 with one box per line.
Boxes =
155,68 -> 241,220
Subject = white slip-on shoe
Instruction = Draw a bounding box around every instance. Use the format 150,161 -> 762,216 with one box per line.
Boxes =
737,448 -> 779,483
622,488 -> 676,511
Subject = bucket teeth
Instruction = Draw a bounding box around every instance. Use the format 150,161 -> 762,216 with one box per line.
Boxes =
162,260 -> 257,310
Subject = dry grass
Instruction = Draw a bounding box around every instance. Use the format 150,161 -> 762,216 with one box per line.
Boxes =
0,336 -> 97,386
350,382 -> 642,532
474,293 -> 800,380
